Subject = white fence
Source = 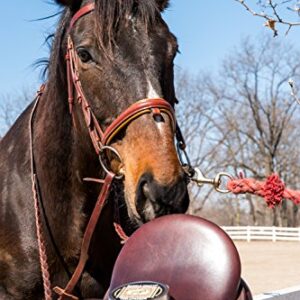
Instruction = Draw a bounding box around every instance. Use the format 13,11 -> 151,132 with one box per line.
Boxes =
221,226 -> 300,242
254,285 -> 300,300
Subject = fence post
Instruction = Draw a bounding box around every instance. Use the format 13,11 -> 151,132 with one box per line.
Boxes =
247,226 -> 250,242
272,226 -> 276,242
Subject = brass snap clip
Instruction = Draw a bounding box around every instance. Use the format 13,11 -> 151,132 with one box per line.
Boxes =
191,168 -> 233,194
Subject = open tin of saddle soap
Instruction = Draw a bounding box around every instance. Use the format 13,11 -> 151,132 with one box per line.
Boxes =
109,281 -> 170,300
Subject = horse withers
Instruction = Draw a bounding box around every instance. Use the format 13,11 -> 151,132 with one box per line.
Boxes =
0,0 -> 189,299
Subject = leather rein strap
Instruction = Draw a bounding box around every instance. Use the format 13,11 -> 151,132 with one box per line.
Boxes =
53,173 -> 115,300
53,3 -> 177,300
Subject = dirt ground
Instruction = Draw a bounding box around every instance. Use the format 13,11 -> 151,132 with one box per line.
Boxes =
234,241 -> 300,295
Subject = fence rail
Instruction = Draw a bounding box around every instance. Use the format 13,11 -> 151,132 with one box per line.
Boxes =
254,285 -> 300,299
221,226 -> 300,242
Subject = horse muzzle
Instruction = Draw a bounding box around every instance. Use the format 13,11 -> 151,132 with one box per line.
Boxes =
135,172 -> 190,223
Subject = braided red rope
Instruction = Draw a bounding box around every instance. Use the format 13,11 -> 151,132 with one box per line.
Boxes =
32,176 -> 53,300
227,174 -> 300,208
30,88 -> 53,300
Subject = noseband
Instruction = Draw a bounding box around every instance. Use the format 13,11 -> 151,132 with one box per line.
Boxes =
32,3 -> 187,299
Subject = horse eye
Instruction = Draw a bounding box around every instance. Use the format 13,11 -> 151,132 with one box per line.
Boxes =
77,48 -> 92,63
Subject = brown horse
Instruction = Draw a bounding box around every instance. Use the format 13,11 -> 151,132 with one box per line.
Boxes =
0,0 -> 189,299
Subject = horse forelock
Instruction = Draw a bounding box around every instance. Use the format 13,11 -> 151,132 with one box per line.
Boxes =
94,0 -> 158,55
45,0 -> 161,87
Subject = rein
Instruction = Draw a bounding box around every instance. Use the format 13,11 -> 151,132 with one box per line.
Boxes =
30,2 -> 187,300
30,85 -> 52,300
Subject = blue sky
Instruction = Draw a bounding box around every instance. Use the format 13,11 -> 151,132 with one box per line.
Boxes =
0,1 -> 300,96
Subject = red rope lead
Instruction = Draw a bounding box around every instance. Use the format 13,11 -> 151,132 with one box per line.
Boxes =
227,174 -> 300,208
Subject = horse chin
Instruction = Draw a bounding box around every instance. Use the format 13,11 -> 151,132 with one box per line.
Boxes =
138,199 -> 157,223
135,197 -> 189,224
125,200 -> 156,228
125,192 -> 190,228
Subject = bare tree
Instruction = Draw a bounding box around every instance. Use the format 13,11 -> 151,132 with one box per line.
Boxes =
0,90 -> 32,136
175,70 -> 231,213
176,36 -> 300,226
219,36 -> 300,226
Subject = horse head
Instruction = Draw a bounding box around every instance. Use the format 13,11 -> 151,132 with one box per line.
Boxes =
56,0 -> 190,226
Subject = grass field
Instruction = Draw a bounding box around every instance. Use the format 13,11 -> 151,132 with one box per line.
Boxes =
234,241 -> 300,295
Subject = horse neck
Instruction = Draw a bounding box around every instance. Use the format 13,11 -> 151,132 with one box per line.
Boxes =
33,82 -> 118,257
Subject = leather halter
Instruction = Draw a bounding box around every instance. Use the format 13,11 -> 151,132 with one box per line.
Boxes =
54,3 -> 179,300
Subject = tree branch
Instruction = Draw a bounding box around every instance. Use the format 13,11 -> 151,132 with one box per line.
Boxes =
235,0 -> 300,35
288,79 -> 300,105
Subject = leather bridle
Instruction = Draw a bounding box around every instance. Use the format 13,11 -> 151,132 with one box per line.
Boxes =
65,2 -> 176,156
32,2 -> 188,300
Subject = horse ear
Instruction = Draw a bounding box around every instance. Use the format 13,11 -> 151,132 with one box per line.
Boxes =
55,0 -> 82,9
156,0 -> 170,11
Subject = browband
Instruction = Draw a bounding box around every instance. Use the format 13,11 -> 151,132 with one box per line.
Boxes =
69,2 -> 95,31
